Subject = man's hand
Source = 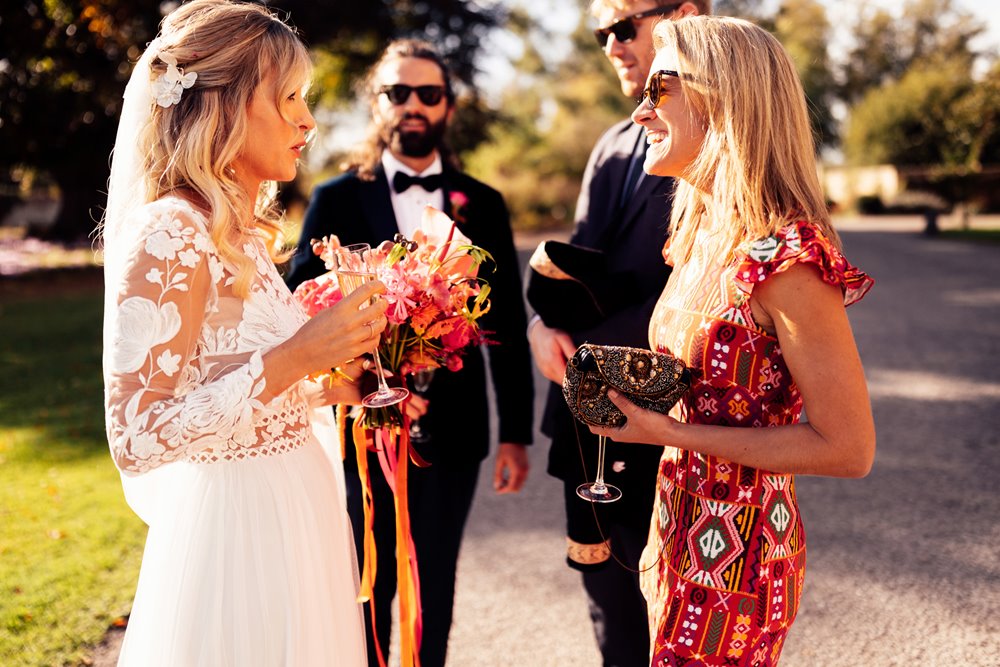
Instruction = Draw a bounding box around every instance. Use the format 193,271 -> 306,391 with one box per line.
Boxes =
493,443 -> 529,494
528,319 -> 577,384
403,393 -> 429,422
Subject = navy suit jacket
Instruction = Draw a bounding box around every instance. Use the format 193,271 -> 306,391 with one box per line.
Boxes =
286,164 -> 534,464
543,119 -> 674,500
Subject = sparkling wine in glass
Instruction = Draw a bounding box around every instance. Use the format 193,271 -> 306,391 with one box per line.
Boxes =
408,369 -> 435,444
333,243 -> 409,409
576,435 -> 622,503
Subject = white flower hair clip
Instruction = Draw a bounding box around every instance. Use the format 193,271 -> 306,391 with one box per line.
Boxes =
152,52 -> 197,108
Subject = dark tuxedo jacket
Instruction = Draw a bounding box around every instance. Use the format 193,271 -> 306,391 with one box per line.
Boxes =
543,120 -> 674,508
286,164 -> 534,463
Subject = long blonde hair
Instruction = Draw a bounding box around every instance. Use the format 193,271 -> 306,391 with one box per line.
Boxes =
653,16 -> 837,266
140,0 -> 311,296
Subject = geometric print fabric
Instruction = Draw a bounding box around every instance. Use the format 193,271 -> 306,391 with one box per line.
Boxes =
642,221 -> 872,665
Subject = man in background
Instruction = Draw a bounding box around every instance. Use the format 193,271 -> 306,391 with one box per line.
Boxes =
286,39 -> 534,667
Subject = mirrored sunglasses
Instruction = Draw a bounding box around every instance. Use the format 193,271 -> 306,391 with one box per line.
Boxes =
593,4 -> 682,48
379,84 -> 447,106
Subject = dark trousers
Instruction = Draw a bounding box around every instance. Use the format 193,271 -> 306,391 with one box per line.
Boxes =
564,481 -> 652,667
344,446 -> 480,667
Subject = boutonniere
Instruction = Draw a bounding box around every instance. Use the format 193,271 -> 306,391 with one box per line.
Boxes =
449,190 -> 469,225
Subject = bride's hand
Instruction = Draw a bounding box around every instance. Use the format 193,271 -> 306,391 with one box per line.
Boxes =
291,281 -> 389,376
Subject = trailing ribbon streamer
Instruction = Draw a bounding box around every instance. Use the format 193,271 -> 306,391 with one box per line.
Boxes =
351,418 -> 424,667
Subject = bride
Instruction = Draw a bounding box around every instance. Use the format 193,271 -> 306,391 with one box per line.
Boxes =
101,1 -> 378,663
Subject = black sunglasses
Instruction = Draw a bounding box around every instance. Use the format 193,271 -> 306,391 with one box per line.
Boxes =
593,4 -> 683,48
640,69 -> 681,109
378,84 -> 447,106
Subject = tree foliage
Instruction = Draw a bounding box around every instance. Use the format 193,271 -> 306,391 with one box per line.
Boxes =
713,0 -> 767,20
6,0 -> 1000,238
772,0 -> 836,148
837,0 -> 985,105
844,60 -> 977,167
0,1 -> 161,239
463,4 -> 633,230
840,0 -> 998,211
0,0 -> 501,241
279,0 -> 501,106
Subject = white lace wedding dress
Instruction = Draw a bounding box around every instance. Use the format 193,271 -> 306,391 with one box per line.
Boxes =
104,197 -> 366,666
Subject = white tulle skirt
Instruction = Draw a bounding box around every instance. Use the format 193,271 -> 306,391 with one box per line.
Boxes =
116,437 -> 367,666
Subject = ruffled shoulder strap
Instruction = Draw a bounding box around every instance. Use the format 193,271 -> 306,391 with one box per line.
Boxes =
734,220 -> 873,306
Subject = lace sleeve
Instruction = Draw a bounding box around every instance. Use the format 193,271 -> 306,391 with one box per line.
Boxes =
104,202 -> 266,475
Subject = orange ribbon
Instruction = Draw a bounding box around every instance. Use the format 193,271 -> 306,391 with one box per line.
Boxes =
350,416 -> 424,667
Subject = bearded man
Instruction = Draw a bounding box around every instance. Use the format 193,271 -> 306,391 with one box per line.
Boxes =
285,39 -> 534,667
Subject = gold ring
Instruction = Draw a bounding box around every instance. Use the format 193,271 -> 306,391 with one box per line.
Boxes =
367,322 -> 376,340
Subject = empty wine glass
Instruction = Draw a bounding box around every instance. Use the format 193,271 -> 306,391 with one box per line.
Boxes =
408,368 -> 435,444
576,435 -> 622,503
332,243 -> 409,409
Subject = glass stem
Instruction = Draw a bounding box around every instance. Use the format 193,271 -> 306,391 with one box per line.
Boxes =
593,435 -> 608,490
371,349 -> 391,396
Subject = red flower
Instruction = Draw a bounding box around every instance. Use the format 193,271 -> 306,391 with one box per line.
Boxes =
440,319 -> 473,351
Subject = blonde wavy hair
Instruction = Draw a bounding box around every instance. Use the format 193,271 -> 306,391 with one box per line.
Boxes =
140,0 -> 311,296
652,16 -> 837,266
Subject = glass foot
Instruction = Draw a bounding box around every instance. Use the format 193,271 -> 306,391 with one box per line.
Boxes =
576,482 -> 622,503
410,423 -> 430,444
362,386 -> 410,408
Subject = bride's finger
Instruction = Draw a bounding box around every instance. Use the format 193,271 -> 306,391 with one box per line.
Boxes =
342,280 -> 386,305
355,315 -> 387,343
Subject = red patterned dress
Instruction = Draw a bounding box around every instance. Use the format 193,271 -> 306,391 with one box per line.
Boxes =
642,220 -> 873,666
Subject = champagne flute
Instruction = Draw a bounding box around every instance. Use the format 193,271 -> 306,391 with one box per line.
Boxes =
333,243 -> 409,409
576,435 -> 622,503
408,368 -> 435,444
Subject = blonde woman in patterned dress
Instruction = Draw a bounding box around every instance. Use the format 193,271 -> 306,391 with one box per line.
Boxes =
588,16 -> 876,667
101,1 -> 379,663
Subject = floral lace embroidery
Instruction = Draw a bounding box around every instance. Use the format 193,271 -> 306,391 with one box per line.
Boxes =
105,198 -> 313,474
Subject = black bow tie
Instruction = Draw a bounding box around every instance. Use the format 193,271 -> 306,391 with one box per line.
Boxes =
393,171 -> 443,194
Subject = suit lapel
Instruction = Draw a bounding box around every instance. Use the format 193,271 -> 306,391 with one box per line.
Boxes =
577,125 -> 642,247
443,166 -> 469,222
441,167 -> 473,241
359,167 -> 400,243
606,128 -> 672,246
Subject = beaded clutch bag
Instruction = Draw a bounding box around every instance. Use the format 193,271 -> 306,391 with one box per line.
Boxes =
562,344 -> 691,428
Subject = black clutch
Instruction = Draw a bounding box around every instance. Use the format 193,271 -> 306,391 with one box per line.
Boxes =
562,344 -> 691,428
526,241 -> 636,332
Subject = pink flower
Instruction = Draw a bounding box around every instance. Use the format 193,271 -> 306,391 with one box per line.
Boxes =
292,273 -> 342,317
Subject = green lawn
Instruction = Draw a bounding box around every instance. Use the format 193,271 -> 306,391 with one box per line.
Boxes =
0,272 -> 146,667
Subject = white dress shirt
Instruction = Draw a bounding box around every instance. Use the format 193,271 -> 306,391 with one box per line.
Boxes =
381,151 -> 446,240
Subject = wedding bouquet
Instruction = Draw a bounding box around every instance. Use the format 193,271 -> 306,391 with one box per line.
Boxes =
292,206 -> 494,428
292,206 -> 493,667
